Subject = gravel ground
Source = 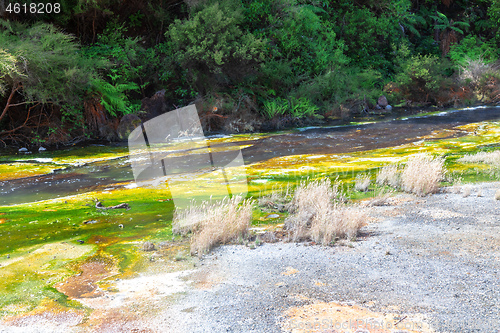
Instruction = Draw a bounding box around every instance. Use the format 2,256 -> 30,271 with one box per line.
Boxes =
156,182 -> 500,333
1,183 -> 499,333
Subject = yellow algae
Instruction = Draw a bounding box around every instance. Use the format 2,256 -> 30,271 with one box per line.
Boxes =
0,242 -> 94,317
0,242 -> 93,274
0,163 -> 56,181
2,298 -> 86,328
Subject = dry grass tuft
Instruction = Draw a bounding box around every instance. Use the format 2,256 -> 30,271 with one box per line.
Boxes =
458,150 -> 500,168
364,188 -> 394,207
172,196 -> 253,256
459,58 -> 495,87
376,164 -> 401,188
285,179 -> 366,245
401,154 -> 445,196
354,173 -> 371,192
258,184 -> 292,210
462,185 -> 471,198
495,189 -> 500,201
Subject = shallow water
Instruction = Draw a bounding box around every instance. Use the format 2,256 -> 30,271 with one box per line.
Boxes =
1,107 -> 499,207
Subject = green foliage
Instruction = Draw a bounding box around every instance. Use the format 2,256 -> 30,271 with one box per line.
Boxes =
271,4 -> 347,75
0,20 -> 100,109
430,12 -> 470,35
4,0 -> 500,142
391,44 -> 453,103
168,1 -> 266,91
448,35 -> 498,66
261,98 -> 288,119
82,22 -> 145,88
294,67 -> 383,113
289,97 -> 319,118
90,79 -> 140,116
390,0 -> 426,38
0,49 -> 25,96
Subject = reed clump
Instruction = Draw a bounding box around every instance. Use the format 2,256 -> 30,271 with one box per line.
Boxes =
285,179 -> 365,245
401,154 -> 445,196
172,196 -> 253,256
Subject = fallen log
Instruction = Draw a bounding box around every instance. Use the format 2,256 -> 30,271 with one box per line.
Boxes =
95,201 -> 130,210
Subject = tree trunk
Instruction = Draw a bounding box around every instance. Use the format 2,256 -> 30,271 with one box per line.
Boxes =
0,82 -> 21,124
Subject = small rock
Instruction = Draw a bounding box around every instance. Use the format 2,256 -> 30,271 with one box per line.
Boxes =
385,105 -> 392,111
378,95 -> 388,108
38,147 -> 47,152
18,148 -> 28,153
76,240 -> 84,244
142,241 -> 155,251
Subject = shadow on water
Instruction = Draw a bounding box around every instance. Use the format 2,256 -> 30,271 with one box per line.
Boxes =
1,107 -> 499,206
0,158 -> 133,206
241,107 -> 500,163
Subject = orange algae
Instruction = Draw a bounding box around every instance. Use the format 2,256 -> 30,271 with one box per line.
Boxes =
283,301 -> 435,333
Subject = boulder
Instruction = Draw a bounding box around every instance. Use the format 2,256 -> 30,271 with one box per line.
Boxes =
98,124 -> 118,142
377,95 -> 389,108
117,114 -> 142,141
141,90 -> 168,120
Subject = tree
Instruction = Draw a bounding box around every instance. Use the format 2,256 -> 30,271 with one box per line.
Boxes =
0,20 -> 101,142
167,1 -> 266,93
430,11 -> 470,55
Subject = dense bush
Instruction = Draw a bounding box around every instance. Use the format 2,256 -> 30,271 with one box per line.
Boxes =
3,0 -> 500,144
389,44 -> 454,105
167,1 -> 266,93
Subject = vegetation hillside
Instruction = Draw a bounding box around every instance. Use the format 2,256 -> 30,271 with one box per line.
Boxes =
1,0 -> 500,146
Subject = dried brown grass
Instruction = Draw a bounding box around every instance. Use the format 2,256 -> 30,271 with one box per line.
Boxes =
401,154 -> 445,196
354,173 -> 371,192
495,189 -> 500,201
285,179 -> 365,245
462,185 -> 472,197
376,164 -> 401,188
257,184 -> 293,209
458,150 -> 500,168
172,196 -> 253,256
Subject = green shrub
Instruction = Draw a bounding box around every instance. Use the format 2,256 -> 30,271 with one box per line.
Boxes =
0,20 -> 101,129
448,35 -> 498,66
167,1 -> 266,92
390,44 -> 453,104
294,67 -> 383,113
289,97 -> 319,118
261,98 -> 288,119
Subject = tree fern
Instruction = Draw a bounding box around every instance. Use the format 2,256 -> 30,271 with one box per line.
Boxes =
91,79 -> 139,116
